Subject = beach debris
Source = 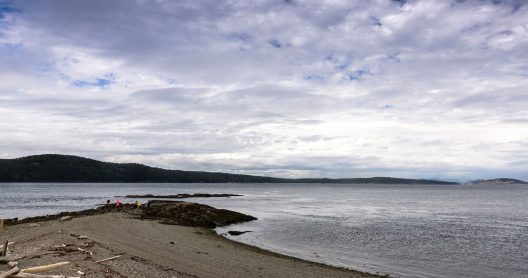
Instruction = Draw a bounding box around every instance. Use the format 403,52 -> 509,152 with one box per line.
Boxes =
75,248 -> 92,257
28,224 -> 40,228
2,240 -> 8,256
0,266 -> 20,278
11,274 -> 80,278
21,262 -> 70,274
68,235 -> 87,240
75,271 -> 84,276
0,255 -> 23,264
58,217 -> 73,222
7,262 -> 18,268
50,245 -> 66,250
94,255 -> 121,264
48,244 -> 91,257
0,242 -> 14,251
0,220 -> 4,236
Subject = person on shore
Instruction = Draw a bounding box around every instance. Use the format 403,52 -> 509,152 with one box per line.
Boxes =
135,201 -> 141,209
106,199 -> 110,205
115,199 -> 121,207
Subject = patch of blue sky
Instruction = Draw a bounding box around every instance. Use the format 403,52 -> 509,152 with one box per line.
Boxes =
388,52 -> 401,63
347,70 -> 368,81
227,32 -> 253,51
269,39 -> 282,48
324,53 -> 353,71
167,78 -> 179,85
0,2 -> 19,36
335,63 -> 349,71
0,2 -> 20,19
228,32 -> 251,42
72,78 -> 112,89
0,42 -> 21,50
303,74 -> 325,82
518,66 -> 528,76
34,62 -> 54,73
391,0 -> 407,7
370,16 -> 382,27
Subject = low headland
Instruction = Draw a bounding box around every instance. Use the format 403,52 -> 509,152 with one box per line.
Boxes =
0,200 -> 383,278
465,178 -> 528,185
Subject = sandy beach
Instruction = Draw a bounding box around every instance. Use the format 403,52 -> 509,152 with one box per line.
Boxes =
1,204 -> 381,278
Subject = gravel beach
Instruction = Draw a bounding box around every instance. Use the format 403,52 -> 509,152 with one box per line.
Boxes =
1,206 -> 381,278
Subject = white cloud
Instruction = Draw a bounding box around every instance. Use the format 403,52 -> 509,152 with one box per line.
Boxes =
0,0 -> 527,181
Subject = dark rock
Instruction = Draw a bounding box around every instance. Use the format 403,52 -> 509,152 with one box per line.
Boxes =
227,230 -> 252,236
124,193 -> 243,199
5,201 -> 257,230
140,200 -> 257,229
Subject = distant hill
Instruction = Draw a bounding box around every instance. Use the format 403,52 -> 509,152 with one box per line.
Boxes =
465,178 -> 528,185
0,154 -> 458,184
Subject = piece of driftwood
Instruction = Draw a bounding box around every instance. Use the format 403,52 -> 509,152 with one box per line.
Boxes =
0,266 -> 20,278
0,242 -> 14,251
11,273 -> 80,278
0,255 -> 23,263
94,255 -> 121,263
2,240 -> 7,257
76,248 -> 92,256
21,262 -> 70,274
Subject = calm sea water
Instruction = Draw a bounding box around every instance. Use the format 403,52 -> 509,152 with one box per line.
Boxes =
0,183 -> 526,278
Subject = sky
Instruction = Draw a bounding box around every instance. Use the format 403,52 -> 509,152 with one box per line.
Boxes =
0,0 -> 527,181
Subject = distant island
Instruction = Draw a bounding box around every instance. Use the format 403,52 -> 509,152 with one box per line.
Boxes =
1,154 -> 459,184
465,178 -> 528,185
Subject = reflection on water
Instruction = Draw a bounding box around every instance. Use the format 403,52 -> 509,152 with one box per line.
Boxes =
1,183 -> 527,278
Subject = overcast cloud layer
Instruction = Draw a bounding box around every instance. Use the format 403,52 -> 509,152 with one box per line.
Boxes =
1,0 -> 527,181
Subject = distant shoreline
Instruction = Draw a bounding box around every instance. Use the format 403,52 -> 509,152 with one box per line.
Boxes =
0,154 -> 458,184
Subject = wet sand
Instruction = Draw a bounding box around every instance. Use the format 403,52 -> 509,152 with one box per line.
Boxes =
2,212 -> 382,278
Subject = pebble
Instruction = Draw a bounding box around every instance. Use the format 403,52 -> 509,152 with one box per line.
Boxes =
59,216 -> 73,222
7,261 -> 18,267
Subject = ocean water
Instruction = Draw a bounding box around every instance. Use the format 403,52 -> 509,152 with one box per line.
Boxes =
0,183 -> 527,278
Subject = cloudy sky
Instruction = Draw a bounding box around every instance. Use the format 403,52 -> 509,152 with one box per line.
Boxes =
1,0 -> 527,181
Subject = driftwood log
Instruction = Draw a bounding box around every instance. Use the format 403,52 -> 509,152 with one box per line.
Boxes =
1,240 -> 7,257
0,263 -> 82,278
0,266 -> 20,278
0,255 -> 23,264
12,274 -> 80,278
94,255 -> 121,263
20,262 -> 70,274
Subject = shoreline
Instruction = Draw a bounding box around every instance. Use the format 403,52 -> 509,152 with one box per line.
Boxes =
1,202 -> 384,278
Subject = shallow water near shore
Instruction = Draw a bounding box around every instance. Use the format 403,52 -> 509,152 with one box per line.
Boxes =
1,183 -> 527,278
